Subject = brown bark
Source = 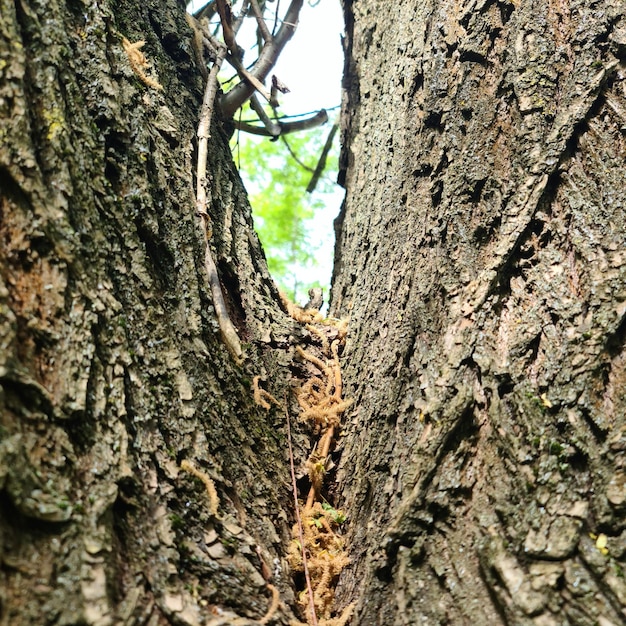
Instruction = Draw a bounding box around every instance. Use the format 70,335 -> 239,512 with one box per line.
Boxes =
332,0 -> 626,624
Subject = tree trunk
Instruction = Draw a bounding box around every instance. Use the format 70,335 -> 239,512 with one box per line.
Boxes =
2,0 -> 626,625
332,0 -> 626,624
1,1 -> 301,624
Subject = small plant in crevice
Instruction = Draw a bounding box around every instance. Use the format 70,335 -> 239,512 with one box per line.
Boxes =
287,500 -> 351,624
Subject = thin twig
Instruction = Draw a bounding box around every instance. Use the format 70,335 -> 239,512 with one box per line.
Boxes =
196,40 -> 243,362
215,0 -> 239,55
196,47 -> 226,224
250,0 -> 272,42
285,398 -> 318,626
192,1 -> 251,362
234,109 -> 328,137
232,0 -> 251,32
272,0 -> 281,36
306,122 -> 338,193
281,135 -> 315,173
240,105 -> 341,122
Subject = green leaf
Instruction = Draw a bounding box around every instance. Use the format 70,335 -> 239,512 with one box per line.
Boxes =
232,117 -> 340,303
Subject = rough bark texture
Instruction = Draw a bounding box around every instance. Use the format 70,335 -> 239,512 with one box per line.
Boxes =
3,0 -> 626,624
332,0 -> 626,624
0,0 -> 305,624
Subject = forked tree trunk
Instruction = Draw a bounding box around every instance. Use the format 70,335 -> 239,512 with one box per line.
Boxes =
331,0 -> 626,624
1,0 -> 626,625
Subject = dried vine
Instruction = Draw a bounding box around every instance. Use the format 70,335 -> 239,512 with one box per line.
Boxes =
254,295 -> 354,626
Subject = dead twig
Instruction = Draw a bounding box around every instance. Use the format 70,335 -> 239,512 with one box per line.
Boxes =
215,0 -> 240,56
195,21 -> 244,362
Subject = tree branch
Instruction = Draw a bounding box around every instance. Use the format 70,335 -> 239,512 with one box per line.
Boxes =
193,1 -> 218,21
233,108 -> 328,136
225,53 -> 274,104
250,0 -> 272,43
249,93 -> 281,137
306,122 -> 338,193
215,0 -> 240,56
219,0 -> 304,117
195,34 -> 244,362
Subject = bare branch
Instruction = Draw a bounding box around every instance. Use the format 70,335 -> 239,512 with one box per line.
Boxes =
193,1 -> 218,21
306,122 -> 338,193
215,0 -> 240,56
206,1 -> 274,105
232,0 -> 250,31
226,54 -> 274,103
280,135 -> 315,172
249,94 -> 281,137
250,0 -> 272,43
219,0 -> 305,117
234,108 -> 328,136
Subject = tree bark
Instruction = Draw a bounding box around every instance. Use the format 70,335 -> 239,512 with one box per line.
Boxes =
0,1 -> 302,624
2,0 -> 626,625
332,0 -> 626,624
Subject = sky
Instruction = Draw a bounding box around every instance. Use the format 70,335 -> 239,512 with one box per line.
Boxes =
267,0 -> 344,300
188,1 -> 345,303
187,2 -> 343,114
263,0 -> 343,115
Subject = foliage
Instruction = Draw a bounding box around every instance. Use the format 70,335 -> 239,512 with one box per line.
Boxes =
232,120 -> 340,303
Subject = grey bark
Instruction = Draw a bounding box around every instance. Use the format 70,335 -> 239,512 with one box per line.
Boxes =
0,0 -> 302,624
332,0 -> 626,624
2,0 -> 626,625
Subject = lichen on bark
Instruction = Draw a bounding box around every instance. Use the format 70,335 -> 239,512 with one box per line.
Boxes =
0,0 -> 304,623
